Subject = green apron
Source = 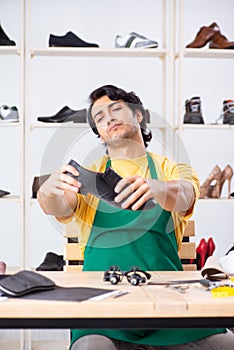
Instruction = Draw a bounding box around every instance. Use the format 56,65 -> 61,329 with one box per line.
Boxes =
71,153 -> 225,347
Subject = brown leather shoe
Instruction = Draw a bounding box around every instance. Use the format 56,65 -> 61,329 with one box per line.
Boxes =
186,22 -> 220,48
209,32 -> 234,49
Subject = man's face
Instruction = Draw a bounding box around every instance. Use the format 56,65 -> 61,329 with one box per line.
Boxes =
91,95 -> 141,147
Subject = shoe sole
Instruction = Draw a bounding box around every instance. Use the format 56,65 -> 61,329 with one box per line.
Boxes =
184,117 -> 204,124
223,116 -> 234,124
38,110 -> 87,123
0,119 -> 19,122
116,43 -> 158,49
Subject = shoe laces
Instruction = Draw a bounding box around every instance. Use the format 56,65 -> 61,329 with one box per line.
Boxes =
189,97 -> 201,113
191,104 -> 199,113
224,100 -> 234,113
130,32 -> 148,40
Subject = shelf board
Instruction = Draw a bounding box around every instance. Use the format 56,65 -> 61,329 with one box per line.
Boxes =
0,47 -> 20,55
30,47 -> 167,58
198,198 -> 234,202
0,122 -> 21,127
31,122 -> 167,130
176,124 -> 234,130
176,48 -> 234,59
0,195 -> 20,203
31,122 -> 88,129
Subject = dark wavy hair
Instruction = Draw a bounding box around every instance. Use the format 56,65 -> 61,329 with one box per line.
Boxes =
87,85 -> 152,148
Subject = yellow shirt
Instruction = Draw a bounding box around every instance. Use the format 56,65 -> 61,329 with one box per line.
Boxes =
61,151 -> 200,259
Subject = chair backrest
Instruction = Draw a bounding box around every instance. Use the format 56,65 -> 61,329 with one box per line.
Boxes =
64,218 -> 83,271
64,219 -> 197,271
178,220 -> 197,271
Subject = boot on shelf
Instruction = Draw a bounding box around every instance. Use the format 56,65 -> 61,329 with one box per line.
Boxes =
183,97 -> 204,124
222,100 -> 234,125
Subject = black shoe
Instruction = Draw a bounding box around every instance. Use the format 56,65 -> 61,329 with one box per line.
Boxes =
49,31 -> 99,48
32,174 -> 51,198
184,97 -> 204,124
65,159 -> 156,210
0,189 -> 10,198
222,100 -> 234,124
0,24 -> 16,46
36,252 -> 64,271
37,106 -> 87,123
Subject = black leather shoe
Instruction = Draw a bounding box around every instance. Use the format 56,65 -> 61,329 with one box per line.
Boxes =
37,106 -> 87,123
0,24 -> 16,46
65,159 -> 156,210
36,252 -> 64,271
32,174 -> 51,198
49,31 -> 99,48
0,189 -> 10,197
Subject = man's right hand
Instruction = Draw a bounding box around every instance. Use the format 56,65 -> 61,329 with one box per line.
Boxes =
37,164 -> 81,218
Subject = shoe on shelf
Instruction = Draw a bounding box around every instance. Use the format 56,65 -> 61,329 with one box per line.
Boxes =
183,97 -> 204,124
186,22 -> 220,48
49,31 -> 99,48
37,106 -> 87,123
199,165 -> 222,199
115,32 -> 158,48
36,252 -> 64,271
0,105 -> 19,122
0,261 -> 6,274
32,174 -> 51,198
209,31 -> 234,49
0,24 -> 16,46
221,100 -> 234,125
200,165 -> 233,199
207,165 -> 233,199
0,189 -> 10,198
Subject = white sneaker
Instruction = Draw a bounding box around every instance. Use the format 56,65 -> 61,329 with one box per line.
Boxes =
0,105 -> 19,122
115,32 -> 158,48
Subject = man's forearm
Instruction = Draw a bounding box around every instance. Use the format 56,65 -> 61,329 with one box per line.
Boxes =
37,189 -> 78,218
151,179 -> 195,212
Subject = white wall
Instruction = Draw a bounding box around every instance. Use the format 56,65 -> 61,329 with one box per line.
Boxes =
0,0 -> 234,268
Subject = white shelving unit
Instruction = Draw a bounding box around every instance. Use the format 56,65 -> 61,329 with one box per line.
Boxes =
5,1 -> 172,348
1,0 -> 234,348
175,0 -> 234,257
24,0 -> 174,272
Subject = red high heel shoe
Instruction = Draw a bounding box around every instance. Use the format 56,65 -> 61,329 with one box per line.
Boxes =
196,238 -> 208,270
207,237 -> 215,257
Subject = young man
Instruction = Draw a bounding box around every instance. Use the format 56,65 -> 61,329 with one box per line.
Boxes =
38,85 -> 234,349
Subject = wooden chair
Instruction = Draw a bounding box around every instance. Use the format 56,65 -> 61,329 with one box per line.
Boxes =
64,219 -> 197,271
